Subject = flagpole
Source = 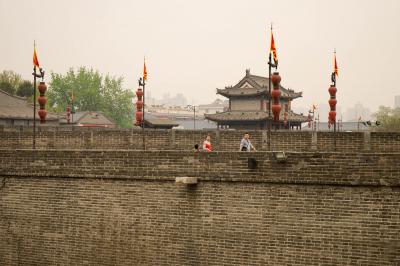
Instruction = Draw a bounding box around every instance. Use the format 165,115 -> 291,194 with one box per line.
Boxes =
142,79 -> 146,150
333,49 -> 337,150
33,64 -> 37,149
267,24 -> 273,150
268,51 -> 272,150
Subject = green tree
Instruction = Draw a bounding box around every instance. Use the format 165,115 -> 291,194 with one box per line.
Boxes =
48,67 -> 134,128
16,80 -> 34,98
0,81 -> 14,94
373,106 -> 400,131
0,70 -> 22,94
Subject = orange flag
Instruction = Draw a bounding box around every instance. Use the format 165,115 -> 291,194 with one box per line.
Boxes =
270,30 -> 278,66
334,52 -> 339,77
33,42 -> 40,68
143,60 -> 148,81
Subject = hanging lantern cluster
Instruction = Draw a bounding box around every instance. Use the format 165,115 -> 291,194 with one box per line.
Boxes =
271,72 -> 282,126
135,87 -> 144,126
328,85 -> 337,125
37,81 -> 47,123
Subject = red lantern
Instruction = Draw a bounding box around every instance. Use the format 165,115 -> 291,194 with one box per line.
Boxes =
136,88 -> 143,98
329,111 -> 336,122
136,111 -> 143,123
271,72 -> 281,85
38,109 -> 47,122
271,104 -> 281,114
136,100 -> 143,110
38,82 -> 47,94
328,86 -> 337,96
328,98 -> 337,109
271,89 -> 281,99
38,96 -> 47,105
37,81 -> 47,124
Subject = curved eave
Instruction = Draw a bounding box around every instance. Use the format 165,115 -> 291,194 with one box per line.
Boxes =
217,89 -> 266,97
205,112 -> 309,123
205,112 -> 267,122
217,89 -> 302,100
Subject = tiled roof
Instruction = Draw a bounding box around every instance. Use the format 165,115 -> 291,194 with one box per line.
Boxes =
60,111 -> 115,125
145,118 -> 179,127
216,71 -> 302,99
144,113 -> 179,127
0,89 -> 59,120
205,111 -> 308,122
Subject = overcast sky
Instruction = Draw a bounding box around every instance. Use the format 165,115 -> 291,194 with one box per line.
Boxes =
1,0 -> 399,114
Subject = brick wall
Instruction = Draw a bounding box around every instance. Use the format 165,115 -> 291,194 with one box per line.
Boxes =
1,126 -> 399,152
0,149 -> 399,265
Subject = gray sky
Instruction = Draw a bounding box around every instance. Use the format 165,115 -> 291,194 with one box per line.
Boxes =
1,0 -> 399,115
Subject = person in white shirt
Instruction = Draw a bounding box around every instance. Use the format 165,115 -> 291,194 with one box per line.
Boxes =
239,132 -> 257,152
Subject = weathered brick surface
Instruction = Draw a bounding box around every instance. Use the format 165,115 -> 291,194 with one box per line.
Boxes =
0,150 -> 399,265
1,126 -> 399,152
371,132 -> 400,152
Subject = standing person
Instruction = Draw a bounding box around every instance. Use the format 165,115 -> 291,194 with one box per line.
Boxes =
240,132 -> 257,152
202,135 -> 212,152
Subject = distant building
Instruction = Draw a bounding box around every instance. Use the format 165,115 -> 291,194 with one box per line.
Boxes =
343,102 -> 371,122
0,89 -> 59,126
60,111 -> 115,128
395,95 -> 400,108
197,99 -> 228,115
146,106 -> 216,130
205,69 -> 308,129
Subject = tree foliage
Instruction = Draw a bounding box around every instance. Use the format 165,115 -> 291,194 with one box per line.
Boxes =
16,80 -> 34,98
373,106 -> 400,131
48,67 -> 134,128
0,70 -> 22,95
0,81 -> 14,95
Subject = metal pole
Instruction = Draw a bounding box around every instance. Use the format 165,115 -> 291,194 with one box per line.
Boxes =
33,66 -> 36,149
268,52 -> 272,150
142,80 -> 146,150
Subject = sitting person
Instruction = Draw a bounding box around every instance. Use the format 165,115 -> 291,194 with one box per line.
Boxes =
202,135 -> 212,152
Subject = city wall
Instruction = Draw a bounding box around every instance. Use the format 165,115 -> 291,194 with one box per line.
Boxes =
1,126 -> 399,152
0,149 -> 399,265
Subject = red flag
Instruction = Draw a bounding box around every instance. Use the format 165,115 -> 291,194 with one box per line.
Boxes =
334,52 -> 339,77
33,43 -> 40,68
270,30 -> 278,66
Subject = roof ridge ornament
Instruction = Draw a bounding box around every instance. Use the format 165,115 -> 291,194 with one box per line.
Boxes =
245,69 -> 250,77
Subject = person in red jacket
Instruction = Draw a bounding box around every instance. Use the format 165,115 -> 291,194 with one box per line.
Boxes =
202,135 -> 212,152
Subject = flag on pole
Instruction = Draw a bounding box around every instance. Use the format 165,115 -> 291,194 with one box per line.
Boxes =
143,59 -> 148,81
33,42 -> 40,68
270,29 -> 278,66
334,52 -> 339,77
